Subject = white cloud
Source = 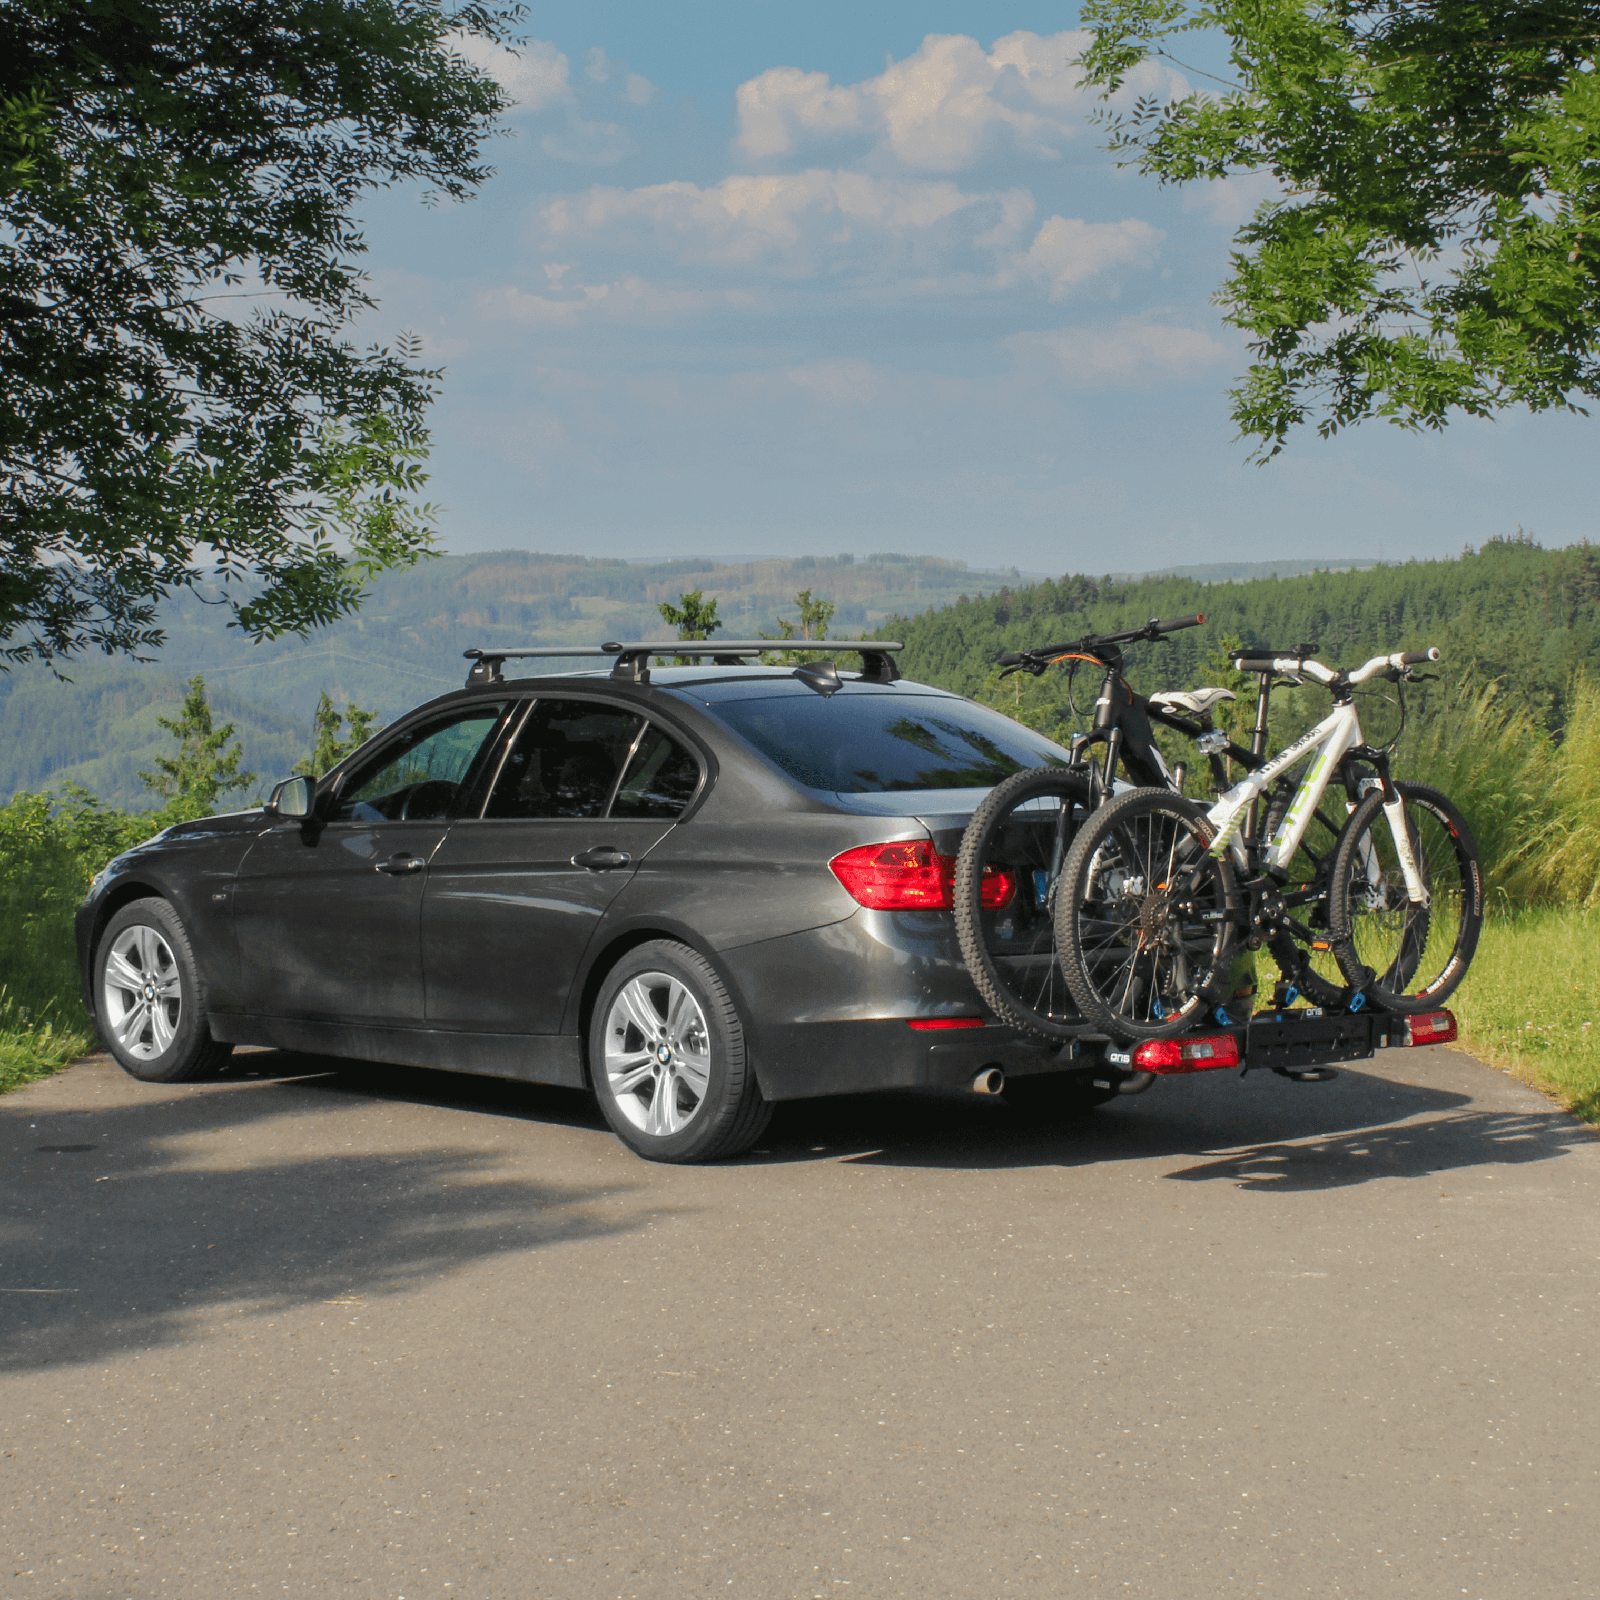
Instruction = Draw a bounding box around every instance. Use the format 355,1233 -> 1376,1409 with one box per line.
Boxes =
1182,171 -> 1282,228
451,34 -> 571,112
1006,217 -> 1165,299
539,170 -> 1018,273
541,120 -> 633,166
584,47 -> 655,105
736,68 -> 866,159
781,359 -> 885,407
1008,320 -> 1231,387
476,279 -> 755,329
736,30 -> 1185,170
538,171 -> 1158,295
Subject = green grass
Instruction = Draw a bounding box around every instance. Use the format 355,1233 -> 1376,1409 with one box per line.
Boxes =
0,988 -> 93,1095
1449,906 -> 1600,1122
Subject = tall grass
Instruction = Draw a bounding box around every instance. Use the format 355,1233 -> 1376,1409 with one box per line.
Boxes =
1397,674 -> 1600,1121
1535,674 -> 1600,907
1401,670 -> 1600,907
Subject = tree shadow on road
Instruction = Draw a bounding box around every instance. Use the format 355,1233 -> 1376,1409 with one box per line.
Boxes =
0,1057 -> 665,1377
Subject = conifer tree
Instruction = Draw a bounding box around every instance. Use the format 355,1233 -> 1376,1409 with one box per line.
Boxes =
137,676 -> 256,817
659,589 -> 723,666
304,692 -> 383,778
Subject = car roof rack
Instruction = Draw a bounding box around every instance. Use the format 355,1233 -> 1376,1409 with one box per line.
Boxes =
462,640 -> 903,688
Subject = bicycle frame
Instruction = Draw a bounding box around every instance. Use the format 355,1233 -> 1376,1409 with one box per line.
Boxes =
1203,699 -> 1428,905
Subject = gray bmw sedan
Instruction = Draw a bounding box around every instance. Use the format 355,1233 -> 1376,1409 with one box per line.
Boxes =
77,644 -> 1111,1162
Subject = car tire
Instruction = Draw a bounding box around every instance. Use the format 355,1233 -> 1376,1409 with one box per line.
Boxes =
94,898 -> 234,1084
1002,1070 -> 1119,1118
588,940 -> 772,1164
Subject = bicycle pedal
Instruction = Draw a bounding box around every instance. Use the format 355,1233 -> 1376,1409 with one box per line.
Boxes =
1272,1066 -> 1340,1083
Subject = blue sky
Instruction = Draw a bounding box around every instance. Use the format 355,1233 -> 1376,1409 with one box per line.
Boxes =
354,2 -> 1597,572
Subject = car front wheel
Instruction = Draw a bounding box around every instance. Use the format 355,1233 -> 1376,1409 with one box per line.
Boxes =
94,898 -> 233,1083
588,941 -> 772,1163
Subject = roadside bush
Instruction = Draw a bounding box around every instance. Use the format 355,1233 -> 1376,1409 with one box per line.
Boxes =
0,787 -> 161,1080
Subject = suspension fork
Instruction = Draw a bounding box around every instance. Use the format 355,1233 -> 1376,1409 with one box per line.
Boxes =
1347,753 -> 1429,907
1372,758 -> 1428,906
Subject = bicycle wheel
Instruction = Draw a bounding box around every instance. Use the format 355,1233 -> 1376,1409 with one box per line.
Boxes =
953,766 -> 1093,1039
1327,780 -> 1483,1013
1056,787 -> 1239,1042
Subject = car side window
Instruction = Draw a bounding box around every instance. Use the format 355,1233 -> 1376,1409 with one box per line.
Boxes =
332,704 -> 507,824
611,723 -> 702,819
483,699 -> 644,820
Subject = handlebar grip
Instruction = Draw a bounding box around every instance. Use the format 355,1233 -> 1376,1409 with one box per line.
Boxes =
1400,649 -> 1441,665
997,651 -> 1024,667
1153,614 -> 1205,633
1234,657 -> 1279,673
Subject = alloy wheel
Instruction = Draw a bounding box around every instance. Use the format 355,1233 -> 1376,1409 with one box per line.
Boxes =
101,924 -> 182,1061
601,972 -> 712,1138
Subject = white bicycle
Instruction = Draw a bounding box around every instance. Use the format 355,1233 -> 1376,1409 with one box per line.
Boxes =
1052,646 -> 1485,1042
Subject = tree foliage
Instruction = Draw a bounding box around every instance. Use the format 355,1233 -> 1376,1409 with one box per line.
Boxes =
305,689 -> 381,777
136,672 -> 254,814
1077,1 -> 1600,455
658,588 -> 723,639
1,0 -> 522,665
761,587 -> 836,664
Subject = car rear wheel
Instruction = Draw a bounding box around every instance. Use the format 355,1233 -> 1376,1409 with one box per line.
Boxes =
588,941 -> 772,1163
95,898 -> 233,1083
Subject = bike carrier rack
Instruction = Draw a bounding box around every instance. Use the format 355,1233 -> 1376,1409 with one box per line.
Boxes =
1072,1005 -> 1456,1087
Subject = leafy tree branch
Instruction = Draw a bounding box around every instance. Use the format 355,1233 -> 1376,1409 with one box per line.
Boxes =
0,0 -> 524,665
1077,1 -> 1600,456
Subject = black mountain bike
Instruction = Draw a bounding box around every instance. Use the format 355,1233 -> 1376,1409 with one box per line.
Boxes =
953,614 -> 1262,1040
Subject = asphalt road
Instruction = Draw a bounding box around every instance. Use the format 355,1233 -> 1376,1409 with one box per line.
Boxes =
3,1043 -> 1597,1600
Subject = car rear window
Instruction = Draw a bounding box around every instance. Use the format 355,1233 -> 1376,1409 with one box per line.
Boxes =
708,691 -> 1069,792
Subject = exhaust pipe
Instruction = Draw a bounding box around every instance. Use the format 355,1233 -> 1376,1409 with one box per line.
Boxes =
970,1066 -> 1006,1095
1115,1071 -> 1157,1095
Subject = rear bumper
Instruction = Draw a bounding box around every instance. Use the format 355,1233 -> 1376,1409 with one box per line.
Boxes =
717,909 -> 1081,1101
741,1017 -> 1076,1101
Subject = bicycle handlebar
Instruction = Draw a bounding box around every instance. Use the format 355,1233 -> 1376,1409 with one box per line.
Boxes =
1349,647 -> 1441,682
998,613 -> 1205,670
1233,647 -> 1442,686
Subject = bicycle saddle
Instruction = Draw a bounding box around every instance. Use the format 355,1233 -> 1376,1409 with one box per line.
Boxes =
1147,686 -> 1237,716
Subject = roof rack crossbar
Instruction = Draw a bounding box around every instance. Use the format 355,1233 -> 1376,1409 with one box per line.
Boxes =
463,640 -> 903,687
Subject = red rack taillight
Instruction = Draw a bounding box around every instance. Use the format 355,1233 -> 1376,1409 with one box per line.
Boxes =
1402,1010 -> 1457,1046
829,841 -> 1015,911
907,1016 -> 986,1031
1132,1034 -> 1241,1073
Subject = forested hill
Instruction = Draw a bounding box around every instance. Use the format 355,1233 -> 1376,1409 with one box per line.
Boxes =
0,549 -> 1038,809
895,535 -> 1598,734
0,538 -> 1586,810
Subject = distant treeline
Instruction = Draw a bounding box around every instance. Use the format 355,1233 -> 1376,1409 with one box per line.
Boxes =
894,534 -> 1598,739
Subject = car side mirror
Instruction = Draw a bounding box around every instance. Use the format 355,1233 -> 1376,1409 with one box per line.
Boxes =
267,775 -> 316,820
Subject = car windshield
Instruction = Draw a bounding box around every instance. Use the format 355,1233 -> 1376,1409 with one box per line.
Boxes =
708,691 -> 1069,793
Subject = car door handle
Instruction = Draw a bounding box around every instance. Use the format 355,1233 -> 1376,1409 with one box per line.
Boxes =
572,845 -> 631,871
376,853 -> 426,875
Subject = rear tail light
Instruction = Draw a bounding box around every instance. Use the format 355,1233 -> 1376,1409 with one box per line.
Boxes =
1132,1033 -> 1241,1073
907,1016 -> 986,1031
1402,1010 -> 1457,1046
829,840 -> 1014,911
